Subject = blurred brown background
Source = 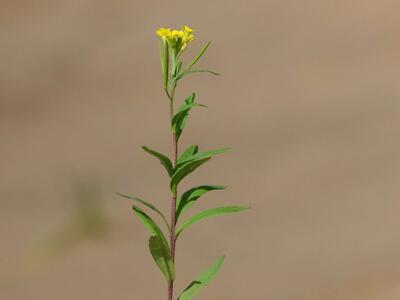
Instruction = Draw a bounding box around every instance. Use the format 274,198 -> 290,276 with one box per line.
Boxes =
1,0 -> 400,299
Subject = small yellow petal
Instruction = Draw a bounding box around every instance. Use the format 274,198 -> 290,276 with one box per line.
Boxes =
171,30 -> 180,38
156,27 -> 172,39
183,25 -> 193,33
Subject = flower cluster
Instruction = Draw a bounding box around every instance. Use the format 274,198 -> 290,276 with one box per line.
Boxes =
156,25 -> 194,51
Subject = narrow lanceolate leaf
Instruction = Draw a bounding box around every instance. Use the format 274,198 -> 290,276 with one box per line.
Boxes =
176,206 -> 249,238
117,193 -> 170,231
176,185 -> 226,223
171,93 -> 195,139
177,42 -> 211,80
149,235 -> 175,283
176,148 -> 231,168
177,69 -> 220,80
178,145 -> 199,164
132,206 -> 169,250
174,61 -> 183,78
142,146 -> 174,177
170,157 -> 211,194
171,94 -> 206,140
171,103 -> 204,139
159,41 -> 169,90
174,101 -> 207,116
177,255 -> 225,300
159,42 -> 164,75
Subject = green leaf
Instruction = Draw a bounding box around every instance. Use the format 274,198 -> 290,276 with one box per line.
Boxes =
176,185 -> 226,223
181,42 -> 211,76
176,148 -> 231,168
170,157 -> 211,194
171,93 -> 195,137
142,146 -> 174,177
178,145 -> 199,164
171,104 -> 199,132
177,69 -> 220,80
177,255 -> 225,300
159,42 -> 165,74
174,61 -> 183,78
176,206 -> 249,238
132,207 -> 173,283
149,235 -> 175,284
171,94 -> 206,140
117,193 -> 170,232
159,41 -> 169,90
132,206 -> 169,250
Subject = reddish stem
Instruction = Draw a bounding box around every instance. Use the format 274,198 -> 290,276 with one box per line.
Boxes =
168,95 -> 178,300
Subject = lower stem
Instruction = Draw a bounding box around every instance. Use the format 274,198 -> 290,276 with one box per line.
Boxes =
168,282 -> 174,300
168,195 -> 176,300
170,192 -> 177,262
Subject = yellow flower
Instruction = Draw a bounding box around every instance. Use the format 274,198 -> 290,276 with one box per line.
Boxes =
180,26 -> 194,50
156,27 -> 172,40
156,25 -> 195,51
171,30 -> 182,38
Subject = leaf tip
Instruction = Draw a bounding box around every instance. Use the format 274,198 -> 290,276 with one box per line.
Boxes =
131,205 -> 141,212
222,147 -> 233,153
116,192 -> 127,199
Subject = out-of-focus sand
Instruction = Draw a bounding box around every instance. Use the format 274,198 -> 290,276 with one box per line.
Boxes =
1,1 -> 400,299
